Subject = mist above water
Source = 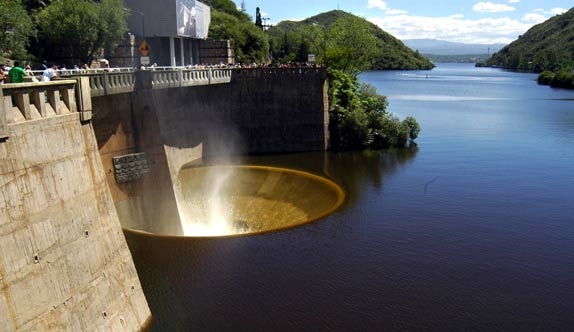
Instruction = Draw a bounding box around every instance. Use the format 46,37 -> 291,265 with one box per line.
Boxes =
175,166 -> 241,236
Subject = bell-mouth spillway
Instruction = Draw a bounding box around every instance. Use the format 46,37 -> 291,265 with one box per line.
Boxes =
122,165 -> 346,237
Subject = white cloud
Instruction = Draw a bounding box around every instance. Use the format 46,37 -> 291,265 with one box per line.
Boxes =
473,2 -> 515,13
522,13 -> 546,24
386,9 -> 408,15
367,14 -> 533,44
551,7 -> 568,15
367,0 -> 388,11
366,0 -> 407,15
508,0 -> 520,3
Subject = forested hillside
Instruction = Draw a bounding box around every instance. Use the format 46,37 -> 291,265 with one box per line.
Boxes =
480,7 -> 574,72
201,0 -> 269,64
266,10 -> 434,70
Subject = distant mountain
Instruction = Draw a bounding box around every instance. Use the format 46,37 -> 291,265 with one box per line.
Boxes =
403,39 -> 506,56
267,10 -> 434,70
481,7 -> 574,72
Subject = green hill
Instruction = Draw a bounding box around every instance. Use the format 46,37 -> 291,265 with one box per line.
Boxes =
266,10 -> 434,70
480,7 -> 574,72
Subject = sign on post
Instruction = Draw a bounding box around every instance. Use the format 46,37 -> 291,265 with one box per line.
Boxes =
139,41 -> 150,56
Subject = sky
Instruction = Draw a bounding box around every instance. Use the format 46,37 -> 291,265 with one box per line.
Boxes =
233,0 -> 571,44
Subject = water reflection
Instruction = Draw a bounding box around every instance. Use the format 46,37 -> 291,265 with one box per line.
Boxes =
124,148 -> 419,332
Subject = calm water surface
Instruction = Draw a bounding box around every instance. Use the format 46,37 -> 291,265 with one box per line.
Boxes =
127,63 -> 574,331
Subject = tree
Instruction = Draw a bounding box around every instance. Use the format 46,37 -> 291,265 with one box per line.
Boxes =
209,10 -> 269,64
402,116 -> 421,140
0,0 -> 35,59
327,15 -> 380,73
327,68 -> 420,150
35,0 -> 127,65
296,35 -> 311,62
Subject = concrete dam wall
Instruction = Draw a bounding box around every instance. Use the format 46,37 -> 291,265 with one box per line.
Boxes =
0,80 -> 151,331
93,67 -> 329,235
0,67 -> 327,329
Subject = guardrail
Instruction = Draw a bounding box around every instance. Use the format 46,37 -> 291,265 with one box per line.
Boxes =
64,67 -> 232,97
0,78 -> 92,139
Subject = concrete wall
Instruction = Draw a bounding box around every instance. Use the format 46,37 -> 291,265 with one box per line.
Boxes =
0,113 -> 151,331
0,68 -> 326,328
92,67 -> 328,235
139,67 -> 328,157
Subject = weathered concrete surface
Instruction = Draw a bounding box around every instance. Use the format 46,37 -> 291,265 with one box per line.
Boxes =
0,113 -> 151,331
91,68 -> 328,235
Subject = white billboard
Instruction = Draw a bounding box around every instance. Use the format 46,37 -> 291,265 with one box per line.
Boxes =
176,0 -> 210,38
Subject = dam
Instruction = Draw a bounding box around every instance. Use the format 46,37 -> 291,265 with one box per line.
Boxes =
0,66 -> 329,330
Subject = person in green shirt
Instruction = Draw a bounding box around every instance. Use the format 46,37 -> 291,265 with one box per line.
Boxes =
8,61 -> 27,83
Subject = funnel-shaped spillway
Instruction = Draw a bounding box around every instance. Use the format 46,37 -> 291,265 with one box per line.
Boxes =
172,165 -> 345,236
119,165 -> 345,237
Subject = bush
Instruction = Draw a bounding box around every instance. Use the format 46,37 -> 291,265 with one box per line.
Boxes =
402,116 -> 421,140
537,70 -> 555,85
550,70 -> 574,89
327,68 -> 421,150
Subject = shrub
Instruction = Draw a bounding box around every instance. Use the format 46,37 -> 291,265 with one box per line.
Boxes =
402,116 -> 421,140
327,68 -> 420,150
550,70 -> 574,89
537,70 -> 555,85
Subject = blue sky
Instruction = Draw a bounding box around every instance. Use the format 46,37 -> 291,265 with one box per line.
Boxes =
233,0 -> 571,44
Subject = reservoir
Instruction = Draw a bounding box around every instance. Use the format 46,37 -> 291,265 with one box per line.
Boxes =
125,63 -> 574,331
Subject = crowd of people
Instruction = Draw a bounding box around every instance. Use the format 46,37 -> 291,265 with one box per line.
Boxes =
0,61 -> 104,84
0,59 -> 324,85
1,61 -> 62,84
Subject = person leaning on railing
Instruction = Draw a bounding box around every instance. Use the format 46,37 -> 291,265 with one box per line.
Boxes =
42,64 -> 59,82
24,65 -> 39,82
7,61 -> 27,83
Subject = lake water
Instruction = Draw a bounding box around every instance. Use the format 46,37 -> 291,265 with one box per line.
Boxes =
126,63 -> 574,331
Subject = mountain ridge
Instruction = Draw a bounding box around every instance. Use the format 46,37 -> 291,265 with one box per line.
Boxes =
267,10 -> 435,70
403,39 -> 506,56
481,7 -> 574,72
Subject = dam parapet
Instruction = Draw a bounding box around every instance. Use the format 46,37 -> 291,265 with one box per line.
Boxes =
69,67 -> 232,97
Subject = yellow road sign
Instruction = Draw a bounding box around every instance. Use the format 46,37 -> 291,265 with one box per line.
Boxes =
139,40 -> 150,56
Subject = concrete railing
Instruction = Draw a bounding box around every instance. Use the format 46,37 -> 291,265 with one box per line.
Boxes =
70,68 -> 232,96
85,72 -> 136,97
151,67 -> 231,89
0,77 -> 92,139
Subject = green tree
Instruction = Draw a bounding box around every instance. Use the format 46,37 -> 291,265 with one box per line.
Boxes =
327,15 -> 380,73
550,70 -> 574,89
35,0 -> 127,65
209,10 -> 269,64
0,0 -> 35,59
327,68 -> 420,150
402,116 -> 421,140
296,35 -> 311,62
